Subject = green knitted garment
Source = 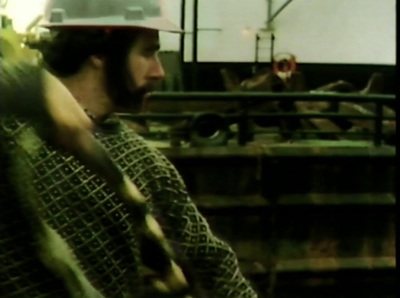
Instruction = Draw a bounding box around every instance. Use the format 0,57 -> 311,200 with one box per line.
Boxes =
0,63 -> 257,298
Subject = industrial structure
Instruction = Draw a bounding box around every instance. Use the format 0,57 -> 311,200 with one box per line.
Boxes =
1,0 -> 395,297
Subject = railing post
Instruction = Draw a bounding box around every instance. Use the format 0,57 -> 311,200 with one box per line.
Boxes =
192,0 -> 199,91
374,102 -> 383,146
179,0 -> 186,67
238,98 -> 250,146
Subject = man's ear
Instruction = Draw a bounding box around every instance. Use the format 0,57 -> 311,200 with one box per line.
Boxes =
89,55 -> 105,69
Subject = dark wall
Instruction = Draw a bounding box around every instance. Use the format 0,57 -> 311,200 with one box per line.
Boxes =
182,63 -> 396,94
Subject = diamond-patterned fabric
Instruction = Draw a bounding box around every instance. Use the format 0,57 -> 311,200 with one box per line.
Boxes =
0,112 -> 257,297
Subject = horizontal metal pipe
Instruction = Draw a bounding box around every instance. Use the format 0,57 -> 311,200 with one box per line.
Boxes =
184,28 -> 223,33
118,113 -> 193,120
138,130 -> 377,138
251,130 -> 375,136
149,92 -> 395,103
118,112 -> 395,121
247,112 -> 396,120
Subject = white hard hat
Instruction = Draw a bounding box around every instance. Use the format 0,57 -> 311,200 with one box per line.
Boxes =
42,0 -> 182,33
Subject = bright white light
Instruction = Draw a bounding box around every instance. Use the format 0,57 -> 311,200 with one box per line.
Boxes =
241,27 -> 254,36
3,0 -> 47,32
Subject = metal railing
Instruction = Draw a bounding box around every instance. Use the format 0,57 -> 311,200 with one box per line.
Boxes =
119,92 -> 396,146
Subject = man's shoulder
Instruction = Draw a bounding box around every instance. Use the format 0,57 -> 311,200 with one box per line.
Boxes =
95,119 -> 167,161
94,119 -> 187,194
97,119 -> 151,145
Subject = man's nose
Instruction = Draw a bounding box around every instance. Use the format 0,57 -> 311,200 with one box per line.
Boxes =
149,56 -> 165,81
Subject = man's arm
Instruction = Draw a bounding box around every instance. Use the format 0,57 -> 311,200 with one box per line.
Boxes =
1,60 -> 195,296
147,157 -> 258,298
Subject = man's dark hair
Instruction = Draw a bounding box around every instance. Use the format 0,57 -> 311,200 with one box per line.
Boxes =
40,29 -> 142,110
40,29 -> 138,77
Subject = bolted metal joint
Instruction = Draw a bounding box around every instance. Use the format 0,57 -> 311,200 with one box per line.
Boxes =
49,8 -> 67,23
125,7 -> 145,21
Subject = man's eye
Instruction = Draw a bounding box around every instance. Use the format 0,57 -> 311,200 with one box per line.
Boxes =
143,50 -> 156,57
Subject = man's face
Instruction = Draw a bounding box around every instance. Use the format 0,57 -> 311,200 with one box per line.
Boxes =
124,30 -> 165,107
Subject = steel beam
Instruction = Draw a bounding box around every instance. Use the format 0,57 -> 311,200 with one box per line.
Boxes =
149,92 -> 395,104
179,0 -> 186,66
267,0 -> 294,26
192,0 -> 199,91
120,112 -> 394,121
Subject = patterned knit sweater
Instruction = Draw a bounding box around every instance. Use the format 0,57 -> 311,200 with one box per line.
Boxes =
0,62 -> 257,298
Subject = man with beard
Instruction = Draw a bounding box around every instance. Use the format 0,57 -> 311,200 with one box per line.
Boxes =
0,0 -> 258,297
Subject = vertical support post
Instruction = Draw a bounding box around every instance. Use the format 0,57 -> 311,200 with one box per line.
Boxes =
238,98 -> 250,146
192,0 -> 199,91
374,102 -> 383,146
266,0 -> 273,30
261,157 -> 280,298
270,33 -> 275,66
253,33 -> 260,74
179,0 -> 186,66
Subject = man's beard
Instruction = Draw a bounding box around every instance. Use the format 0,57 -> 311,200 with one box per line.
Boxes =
104,67 -> 155,113
120,84 -> 153,112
